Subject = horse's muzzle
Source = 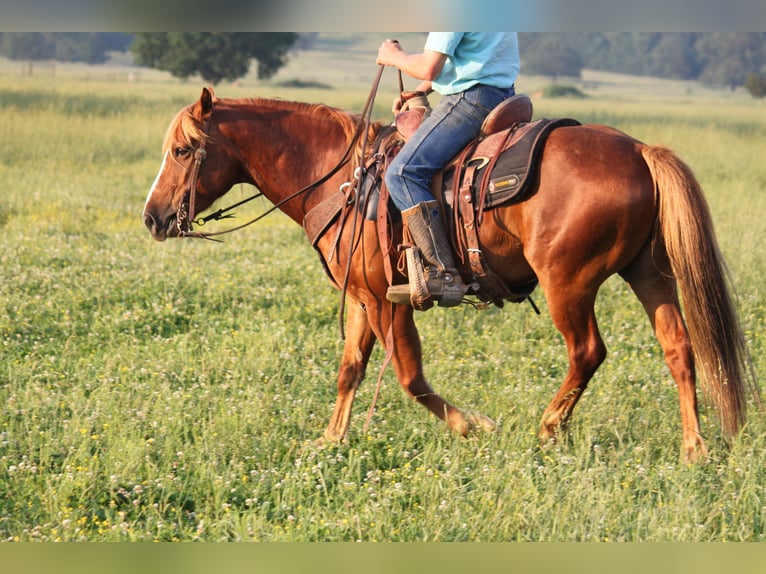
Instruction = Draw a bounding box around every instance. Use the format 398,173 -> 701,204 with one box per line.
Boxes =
143,209 -> 177,241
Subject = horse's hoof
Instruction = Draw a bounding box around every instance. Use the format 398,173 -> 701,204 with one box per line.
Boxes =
537,421 -> 559,447
681,435 -> 709,464
316,430 -> 345,448
465,412 -> 497,434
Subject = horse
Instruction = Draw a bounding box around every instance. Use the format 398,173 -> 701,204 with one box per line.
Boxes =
142,86 -> 758,462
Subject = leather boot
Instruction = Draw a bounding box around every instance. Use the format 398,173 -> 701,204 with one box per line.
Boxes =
386,200 -> 468,309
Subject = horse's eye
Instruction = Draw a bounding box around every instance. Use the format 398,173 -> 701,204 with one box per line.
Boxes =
174,147 -> 189,158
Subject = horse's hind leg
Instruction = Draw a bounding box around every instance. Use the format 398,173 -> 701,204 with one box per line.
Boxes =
539,288 -> 607,443
620,244 -> 707,461
321,301 -> 377,444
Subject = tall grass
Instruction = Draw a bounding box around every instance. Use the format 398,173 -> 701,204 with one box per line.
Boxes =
0,60 -> 764,542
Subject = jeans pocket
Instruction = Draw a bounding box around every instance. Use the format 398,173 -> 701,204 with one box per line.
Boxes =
463,86 -> 506,121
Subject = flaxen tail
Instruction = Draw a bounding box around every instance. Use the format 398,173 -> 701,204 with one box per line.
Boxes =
641,145 -> 759,440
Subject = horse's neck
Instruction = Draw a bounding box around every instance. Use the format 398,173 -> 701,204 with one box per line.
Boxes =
227,101 -> 356,224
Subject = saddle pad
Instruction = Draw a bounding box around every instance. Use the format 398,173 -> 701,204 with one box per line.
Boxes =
443,117 -> 580,209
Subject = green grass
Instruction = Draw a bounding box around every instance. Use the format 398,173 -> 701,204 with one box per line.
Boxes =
0,49 -> 764,542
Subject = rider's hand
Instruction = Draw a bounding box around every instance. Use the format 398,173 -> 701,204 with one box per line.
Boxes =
392,95 -> 404,114
376,39 -> 401,67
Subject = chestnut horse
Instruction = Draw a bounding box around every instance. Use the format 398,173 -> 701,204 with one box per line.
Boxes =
143,87 -> 757,461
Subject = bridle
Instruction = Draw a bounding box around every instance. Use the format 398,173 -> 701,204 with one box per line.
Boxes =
175,114 -> 273,241
175,117 -> 211,237
174,66 -> 387,242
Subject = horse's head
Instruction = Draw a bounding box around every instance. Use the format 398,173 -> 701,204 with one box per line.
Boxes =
143,87 -> 240,240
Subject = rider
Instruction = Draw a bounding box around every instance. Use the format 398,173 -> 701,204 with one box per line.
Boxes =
376,33 -> 520,309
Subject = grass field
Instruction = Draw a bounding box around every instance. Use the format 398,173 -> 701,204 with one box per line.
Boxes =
0,38 -> 764,542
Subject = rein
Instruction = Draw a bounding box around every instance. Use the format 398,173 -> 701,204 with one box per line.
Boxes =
176,66 -> 387,242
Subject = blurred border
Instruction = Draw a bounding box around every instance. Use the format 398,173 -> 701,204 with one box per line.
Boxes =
2,0 -> 765,572
2,0 -> 766,31
1,542 -> 766,574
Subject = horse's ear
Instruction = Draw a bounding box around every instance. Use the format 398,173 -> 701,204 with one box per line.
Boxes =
196,86 -> 215,121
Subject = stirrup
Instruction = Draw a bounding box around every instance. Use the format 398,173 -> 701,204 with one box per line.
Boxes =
386,279 -> 465,309
385,247 -> 468,310
385,246 -> 434,310
407,246 -> 434,310
386,284 -> 413,306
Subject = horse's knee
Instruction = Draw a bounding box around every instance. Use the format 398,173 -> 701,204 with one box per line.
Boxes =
337,359 -> 366,392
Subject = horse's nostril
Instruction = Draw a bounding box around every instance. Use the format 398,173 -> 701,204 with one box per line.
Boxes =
143,212 -> 157,233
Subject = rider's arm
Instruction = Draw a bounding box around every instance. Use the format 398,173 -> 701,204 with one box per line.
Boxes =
376,40 -> 446,84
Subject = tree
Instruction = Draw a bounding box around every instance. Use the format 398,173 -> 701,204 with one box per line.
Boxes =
520,34 -> 583,81
0,33 -> 54,61
521,33 -> 766,89
131,33 -> 297,85
0,33 -> 127,64
745,72 -> 766,98
50,33 -> 111,64
647,34 -> 700,80
695,33 -> 766,88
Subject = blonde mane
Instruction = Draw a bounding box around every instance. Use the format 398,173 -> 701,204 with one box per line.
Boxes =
161,106 -> 210,157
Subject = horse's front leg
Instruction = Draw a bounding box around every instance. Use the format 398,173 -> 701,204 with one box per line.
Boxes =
320,301 -> 377,444
385,303 -> 497,436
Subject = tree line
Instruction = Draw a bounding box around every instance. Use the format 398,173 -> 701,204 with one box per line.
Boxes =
0,33 -> 133,65
0,33 -> 296,85
1,33 -> 765,96
520,32 -> 766,92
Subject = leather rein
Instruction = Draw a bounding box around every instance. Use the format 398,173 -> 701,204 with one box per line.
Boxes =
175,66 -> 387,242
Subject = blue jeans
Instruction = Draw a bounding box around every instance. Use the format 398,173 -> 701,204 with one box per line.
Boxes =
385,84 -> 515,212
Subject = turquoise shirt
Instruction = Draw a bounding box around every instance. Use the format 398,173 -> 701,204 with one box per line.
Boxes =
424,32 -> 520,96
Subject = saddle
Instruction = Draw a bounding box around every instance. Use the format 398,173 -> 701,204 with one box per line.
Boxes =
396,92 -> 534,142
393,90 -> 431,140
303,94 -> 580,307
